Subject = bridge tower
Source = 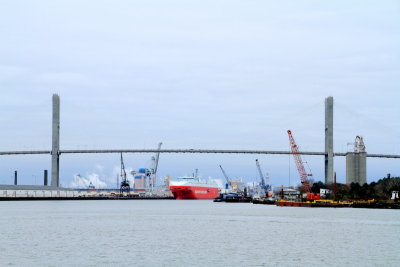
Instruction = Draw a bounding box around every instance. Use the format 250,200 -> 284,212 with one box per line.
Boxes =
325,96 -> 334,184
51,94 -> 60,187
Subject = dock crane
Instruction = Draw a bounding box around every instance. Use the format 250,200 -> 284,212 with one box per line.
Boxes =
219,165 -> 231,189
255,159 -> 269,191
149,142 -> 163,188
120,153 -> 130,195
287,130 -> 320,200
153,142 -> 163,175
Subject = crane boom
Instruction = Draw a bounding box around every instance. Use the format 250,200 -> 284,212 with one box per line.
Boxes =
120,153 -> 130,194
120,152 -> 127,181
265,172 -> 270,188
255,159 -> 267,190
287,130 -> 311,193
219,165 -> 231,185
154,142 -> 162,175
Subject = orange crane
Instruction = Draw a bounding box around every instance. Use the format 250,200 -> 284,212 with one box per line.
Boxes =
287,130 -> 320,200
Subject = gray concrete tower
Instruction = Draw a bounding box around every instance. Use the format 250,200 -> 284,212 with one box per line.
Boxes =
325,96 -> 334,184
346,136 -> 367,184
346,152 -> 367,184
51,94 -> 60,187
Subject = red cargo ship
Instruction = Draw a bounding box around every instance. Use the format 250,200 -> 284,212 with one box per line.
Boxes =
169,176 -> 219,200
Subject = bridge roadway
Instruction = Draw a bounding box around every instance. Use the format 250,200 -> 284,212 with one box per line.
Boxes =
0,149 -> 399,158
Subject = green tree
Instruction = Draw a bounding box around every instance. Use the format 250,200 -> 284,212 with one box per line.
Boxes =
350,182 -> 362,199
311,181 -> 326,194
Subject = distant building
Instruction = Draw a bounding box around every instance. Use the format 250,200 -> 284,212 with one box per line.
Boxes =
320,188 -> 331,198
274,188 -> 301,200
133,168 -> 155,191
165,175 -> 171,187
346,136 -> 367,185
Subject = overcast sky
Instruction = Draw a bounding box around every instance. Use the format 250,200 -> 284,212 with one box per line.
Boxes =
1,0 -> 399,187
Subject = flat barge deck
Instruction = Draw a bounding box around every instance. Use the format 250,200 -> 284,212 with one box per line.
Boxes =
277,200 -> 352,208
276,200 -> 400,209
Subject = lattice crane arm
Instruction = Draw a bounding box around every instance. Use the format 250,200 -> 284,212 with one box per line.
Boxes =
120,152 -> 130,194
287,130 -> 311,193
120,152 -> 127,182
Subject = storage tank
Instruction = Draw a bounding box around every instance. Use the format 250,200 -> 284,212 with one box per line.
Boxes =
346,152 -> 367,185
346,136 -> 367,185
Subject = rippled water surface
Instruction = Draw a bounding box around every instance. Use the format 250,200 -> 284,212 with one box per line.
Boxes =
0,200 -> 399,266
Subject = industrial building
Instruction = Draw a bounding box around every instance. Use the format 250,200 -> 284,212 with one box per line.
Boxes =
133,168 -> 153,191
346,136 -> 367,185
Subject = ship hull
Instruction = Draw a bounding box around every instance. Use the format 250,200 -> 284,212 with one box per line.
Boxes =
170,185 -> 219,200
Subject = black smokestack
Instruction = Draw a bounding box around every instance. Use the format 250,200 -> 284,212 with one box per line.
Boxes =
44,170 -> 48,186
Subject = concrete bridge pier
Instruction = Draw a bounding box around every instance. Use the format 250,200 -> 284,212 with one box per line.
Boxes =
51,94 -> 60,187
325,96 -> 334,184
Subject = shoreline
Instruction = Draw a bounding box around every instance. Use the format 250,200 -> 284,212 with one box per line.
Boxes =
0,196 -> 175,201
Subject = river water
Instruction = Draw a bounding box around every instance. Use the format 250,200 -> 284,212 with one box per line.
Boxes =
0,200 -> 399,266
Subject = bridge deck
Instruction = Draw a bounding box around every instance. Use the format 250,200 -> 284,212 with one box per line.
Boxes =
0,149 -> 398,158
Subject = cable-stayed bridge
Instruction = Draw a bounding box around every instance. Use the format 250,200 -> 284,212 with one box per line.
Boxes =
1,95 -> 399,187
0,149 -> 399,158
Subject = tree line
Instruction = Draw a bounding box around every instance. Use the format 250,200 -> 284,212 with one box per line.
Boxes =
306,177 -> 400,201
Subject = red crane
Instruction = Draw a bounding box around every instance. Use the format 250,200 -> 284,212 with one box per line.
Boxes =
287,130 -> 320,200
